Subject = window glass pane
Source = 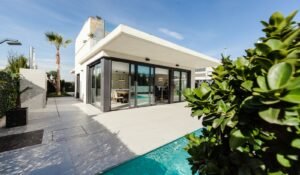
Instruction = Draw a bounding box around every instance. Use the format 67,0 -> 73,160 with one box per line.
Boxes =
155,68 -> 169,104
172,71 -> 180,102
129,64 -> 135,107
96,64 -> 101,104
137,65 -> 151,106
150,67 -> 155,105
89,62 -> 101,107
181,72 -> 188,101
111,61 -> 130,110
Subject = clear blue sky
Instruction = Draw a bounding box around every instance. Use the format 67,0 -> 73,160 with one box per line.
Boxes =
0,0 -> 299,81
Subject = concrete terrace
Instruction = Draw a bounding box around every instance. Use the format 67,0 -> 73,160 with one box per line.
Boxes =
0,97 -> 200,175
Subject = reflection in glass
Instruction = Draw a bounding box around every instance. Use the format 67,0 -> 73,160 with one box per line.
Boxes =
130,64 -> 135,107
155,68 -> 169,104
172,71 -> 180,102
111,61 -> 130,110
89,63 -> 101,107
137,65 -> 151,106
181,72 -> 188,100
150,67 -> 155,105
109,61 -> 189,110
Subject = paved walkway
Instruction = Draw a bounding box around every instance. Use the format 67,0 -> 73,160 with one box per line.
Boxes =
0,97 -> 201,175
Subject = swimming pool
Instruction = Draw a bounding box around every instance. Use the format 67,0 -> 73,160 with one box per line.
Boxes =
101,129 -> 201,175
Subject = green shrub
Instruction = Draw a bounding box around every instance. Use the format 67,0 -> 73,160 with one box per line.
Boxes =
184,11 -> 300,174
0,71 -> 17,117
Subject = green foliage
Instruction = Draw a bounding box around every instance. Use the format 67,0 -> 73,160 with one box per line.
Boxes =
45,32 -> 72,49
2,53 -> 31,109
0,71 -> 17,117
5,53 -> 29,74
45,32 -> 71,95
184,11 -> 300,175
46,70 -> 57,80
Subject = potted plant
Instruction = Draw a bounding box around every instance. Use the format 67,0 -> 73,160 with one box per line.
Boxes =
5,74 -> 31,127
0,71 -> 16,127
3,54 -> 30,128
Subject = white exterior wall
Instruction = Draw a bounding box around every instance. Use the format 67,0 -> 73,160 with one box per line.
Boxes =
75,51 -> 106,103
75,17 -> 104,65
195,67 -> 213,81
75,17 -> 105,103
19,68 -> 47,110
103,50 -> 193,71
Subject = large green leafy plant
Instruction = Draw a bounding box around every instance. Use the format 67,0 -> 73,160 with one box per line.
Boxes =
184,11 -> 300,175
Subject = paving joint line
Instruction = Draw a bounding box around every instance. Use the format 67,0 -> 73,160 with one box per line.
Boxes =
54,98 -> 61,118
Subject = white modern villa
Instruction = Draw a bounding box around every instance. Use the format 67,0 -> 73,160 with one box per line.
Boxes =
74,16 -> 219,112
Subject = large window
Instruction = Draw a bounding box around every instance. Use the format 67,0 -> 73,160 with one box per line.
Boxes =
89,62 -> 101,107
172,70 -> 189,102
109,60 -> 189,110
111,61 -> 130,110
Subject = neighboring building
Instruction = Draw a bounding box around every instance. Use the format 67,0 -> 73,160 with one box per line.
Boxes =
28,46 -> 37,69
194,67 -> 213,87
74,16 -> 220,112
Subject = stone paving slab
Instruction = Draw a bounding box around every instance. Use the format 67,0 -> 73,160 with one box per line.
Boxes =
0,97 -> 201,174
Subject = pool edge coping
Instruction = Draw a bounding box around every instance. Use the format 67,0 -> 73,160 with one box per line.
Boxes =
98,128 -> 203,174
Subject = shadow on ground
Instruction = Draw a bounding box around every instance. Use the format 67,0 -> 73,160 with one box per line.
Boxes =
0,98 -> 136,175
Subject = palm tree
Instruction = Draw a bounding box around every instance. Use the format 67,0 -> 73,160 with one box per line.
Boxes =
45,32 -> 71,95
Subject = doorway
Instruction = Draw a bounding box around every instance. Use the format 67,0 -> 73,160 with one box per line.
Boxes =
89,62 -> 101,107
76,74 -> 80,98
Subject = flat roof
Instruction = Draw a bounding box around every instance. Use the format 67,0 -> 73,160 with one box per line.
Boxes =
77,24 -> 220,68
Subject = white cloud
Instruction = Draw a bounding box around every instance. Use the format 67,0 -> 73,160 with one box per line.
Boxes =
158,28 -> 184,40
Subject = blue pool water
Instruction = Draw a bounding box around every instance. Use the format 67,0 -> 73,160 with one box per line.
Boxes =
102,129 -> 201,175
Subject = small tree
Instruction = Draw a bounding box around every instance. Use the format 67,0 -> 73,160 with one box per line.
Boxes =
184,11 -> 300,174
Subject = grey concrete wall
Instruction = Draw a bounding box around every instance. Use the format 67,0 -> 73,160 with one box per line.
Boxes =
20,69 -> 47,110
101,58 -> 111,112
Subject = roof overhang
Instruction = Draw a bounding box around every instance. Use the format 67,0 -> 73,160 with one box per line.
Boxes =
78,25 -> 220,68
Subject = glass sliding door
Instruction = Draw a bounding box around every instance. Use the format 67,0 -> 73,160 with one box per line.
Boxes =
150,67 -> 155,105
111,61 -> 130,110
155,68 -> 169,104
95,64 -> 101,106
172,70 -> 180,102
109,60 -> 190,110
90,67 -> 96,103
89,62 -> 101,107
76,74 -> 80,98
129,64 -> 136,108
181,72 -> 188,101
137,65 -> 151,106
